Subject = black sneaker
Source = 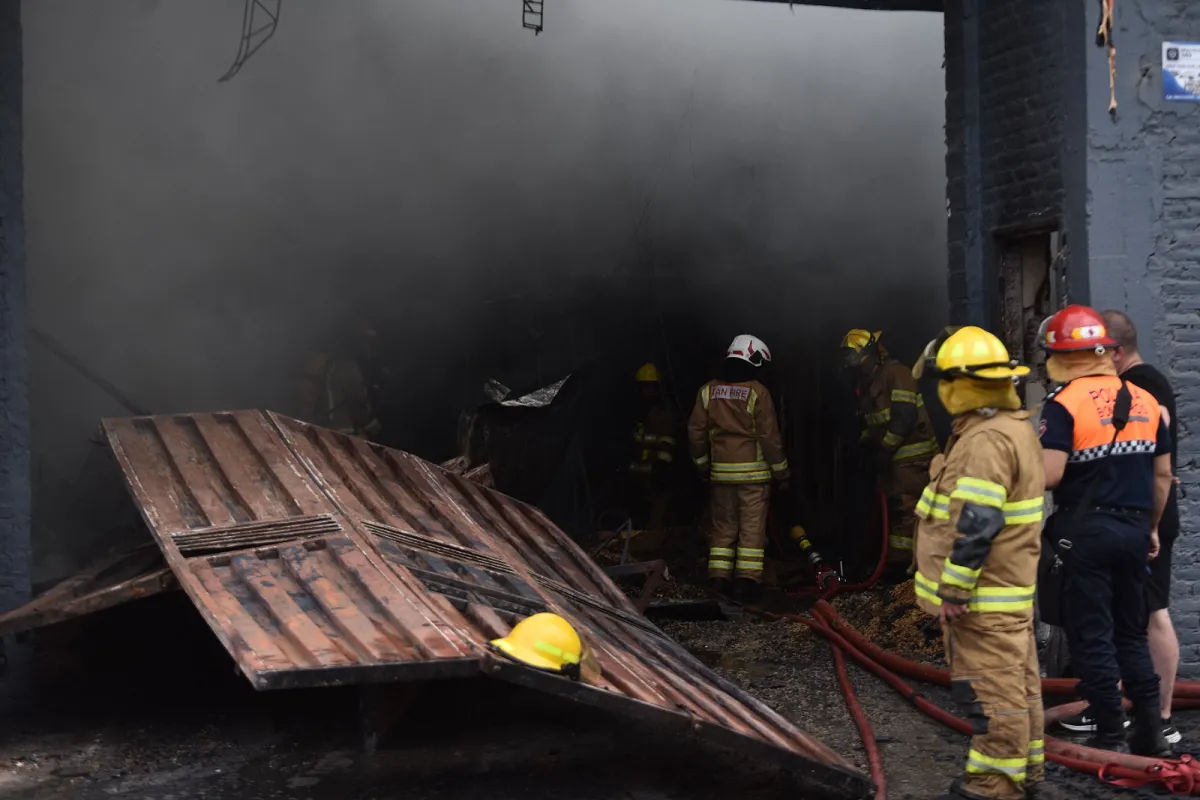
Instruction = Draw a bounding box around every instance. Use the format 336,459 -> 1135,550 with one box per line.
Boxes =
1057,708 -> 1130,733
1163,718 -> 1183,746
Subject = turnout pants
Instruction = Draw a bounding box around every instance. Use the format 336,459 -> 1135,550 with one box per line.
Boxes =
1062,510 -> 1160,731
882,459 -> 929,566
944,614 -> 1044,799
707,483 -> 770,582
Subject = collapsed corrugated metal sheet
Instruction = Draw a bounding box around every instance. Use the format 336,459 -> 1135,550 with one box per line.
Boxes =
103,411 -> 871,799
0,545 -> 174,636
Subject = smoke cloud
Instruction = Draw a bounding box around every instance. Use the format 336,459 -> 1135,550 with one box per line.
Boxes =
23,0 -> 946,580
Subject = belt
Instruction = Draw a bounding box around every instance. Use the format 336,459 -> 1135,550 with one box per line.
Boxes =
1057,505 -> 1150,517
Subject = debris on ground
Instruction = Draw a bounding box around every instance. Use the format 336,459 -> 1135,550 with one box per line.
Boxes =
832,581 -> 943,661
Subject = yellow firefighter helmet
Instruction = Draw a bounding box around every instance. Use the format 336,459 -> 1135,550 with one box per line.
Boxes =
490,612 -> 583,678
840,329 -> 882,352
634,362 -> 659,383
913,326 -> 1030,381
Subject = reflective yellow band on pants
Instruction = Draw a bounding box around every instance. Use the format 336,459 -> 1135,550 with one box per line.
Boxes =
915,571 -> 1035,612
710,461 -> 772,483
708,547 -> 734,572
895,439 -> 939,461
889,534 -> 913,551
966,749 -> 1027,783
1028,739 -> 1045,765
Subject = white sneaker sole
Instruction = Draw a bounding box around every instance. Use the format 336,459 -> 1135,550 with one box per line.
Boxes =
1057,719 -> 1131,733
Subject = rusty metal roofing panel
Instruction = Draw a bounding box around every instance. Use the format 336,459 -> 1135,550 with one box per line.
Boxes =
103,411 -> 871,799
0,545 -> 175,636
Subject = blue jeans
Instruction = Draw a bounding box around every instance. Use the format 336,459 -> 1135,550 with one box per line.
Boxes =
1061,509 -> 1160,730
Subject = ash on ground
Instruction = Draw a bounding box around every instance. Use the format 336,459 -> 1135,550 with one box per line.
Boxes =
0,581 -> 1190,799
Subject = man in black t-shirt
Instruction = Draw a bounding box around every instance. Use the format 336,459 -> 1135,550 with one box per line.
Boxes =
1104,310 -> 1182,746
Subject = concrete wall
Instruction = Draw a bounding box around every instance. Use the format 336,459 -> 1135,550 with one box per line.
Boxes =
1083,0 -> 1200,670
0,0 -> 32,704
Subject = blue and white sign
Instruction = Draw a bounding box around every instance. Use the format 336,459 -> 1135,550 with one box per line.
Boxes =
1163,42 -> 1200,102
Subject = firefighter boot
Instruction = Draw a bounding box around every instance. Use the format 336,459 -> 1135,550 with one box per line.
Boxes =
708,577 -> 732,599
931,778 -> 996,800
1024,783 -> 1068,800
1128,704 -> 1172,757
1085,714 -> 1131,754
734,577 -> 762,606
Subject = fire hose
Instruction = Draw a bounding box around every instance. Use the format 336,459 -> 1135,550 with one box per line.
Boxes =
749,489 -> 1200,795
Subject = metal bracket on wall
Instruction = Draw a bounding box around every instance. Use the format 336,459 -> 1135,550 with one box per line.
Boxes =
219,0 -> 283,83
523,1 -> 544,34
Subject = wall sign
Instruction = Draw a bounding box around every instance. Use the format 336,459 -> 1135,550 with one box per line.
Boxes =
1163,42 -> 1200,102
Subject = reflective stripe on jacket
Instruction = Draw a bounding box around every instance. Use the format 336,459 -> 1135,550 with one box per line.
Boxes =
914,409 -> 1046,617
859,360 -> 939,463
629,405 -> 677,475
686,379 -> 788,484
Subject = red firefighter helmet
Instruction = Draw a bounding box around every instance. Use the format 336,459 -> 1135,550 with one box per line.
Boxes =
1038,305 -> 1117,353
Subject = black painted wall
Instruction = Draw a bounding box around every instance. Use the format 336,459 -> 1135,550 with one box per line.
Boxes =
0,0 -> 31,705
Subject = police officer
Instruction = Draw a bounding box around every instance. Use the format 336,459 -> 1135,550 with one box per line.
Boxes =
911,326 -> 1047,800
1038,305 -> 1174,756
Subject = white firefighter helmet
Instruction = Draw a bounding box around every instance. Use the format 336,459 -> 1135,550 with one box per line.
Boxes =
726,334 -> 771,367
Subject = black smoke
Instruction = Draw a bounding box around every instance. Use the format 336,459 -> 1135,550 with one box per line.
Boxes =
22,0 -> 946,579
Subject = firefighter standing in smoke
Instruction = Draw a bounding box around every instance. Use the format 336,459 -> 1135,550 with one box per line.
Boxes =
300,319 -> 385,438
687,335 -> 789,602
840,329 -> 939,579
911,326 -> 1047,800
628,363 -> 677,536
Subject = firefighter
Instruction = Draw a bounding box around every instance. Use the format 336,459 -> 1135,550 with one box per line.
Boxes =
628,362 -> 676,535
301,319 -> 384,438
687,334 -> 789,604
840,328 -> 939,579
911,326 -> 1047,800
1037,305 -> 1172,757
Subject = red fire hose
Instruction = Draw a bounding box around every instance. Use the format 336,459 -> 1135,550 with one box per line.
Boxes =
754,475 -> 1200,794
756,603 -> 1200,795
814,600 -> 1200,706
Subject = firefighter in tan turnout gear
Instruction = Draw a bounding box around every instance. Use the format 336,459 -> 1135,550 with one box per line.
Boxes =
841,329 -> 940,580
300,319 -> 385,438
911,326 -> 1047,800
628,362 -> 677,536
687,334 -> 789,604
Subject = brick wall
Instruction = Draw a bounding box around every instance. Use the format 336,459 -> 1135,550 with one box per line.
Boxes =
0,0 -> 32,704
1081,0 -> 1200,670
